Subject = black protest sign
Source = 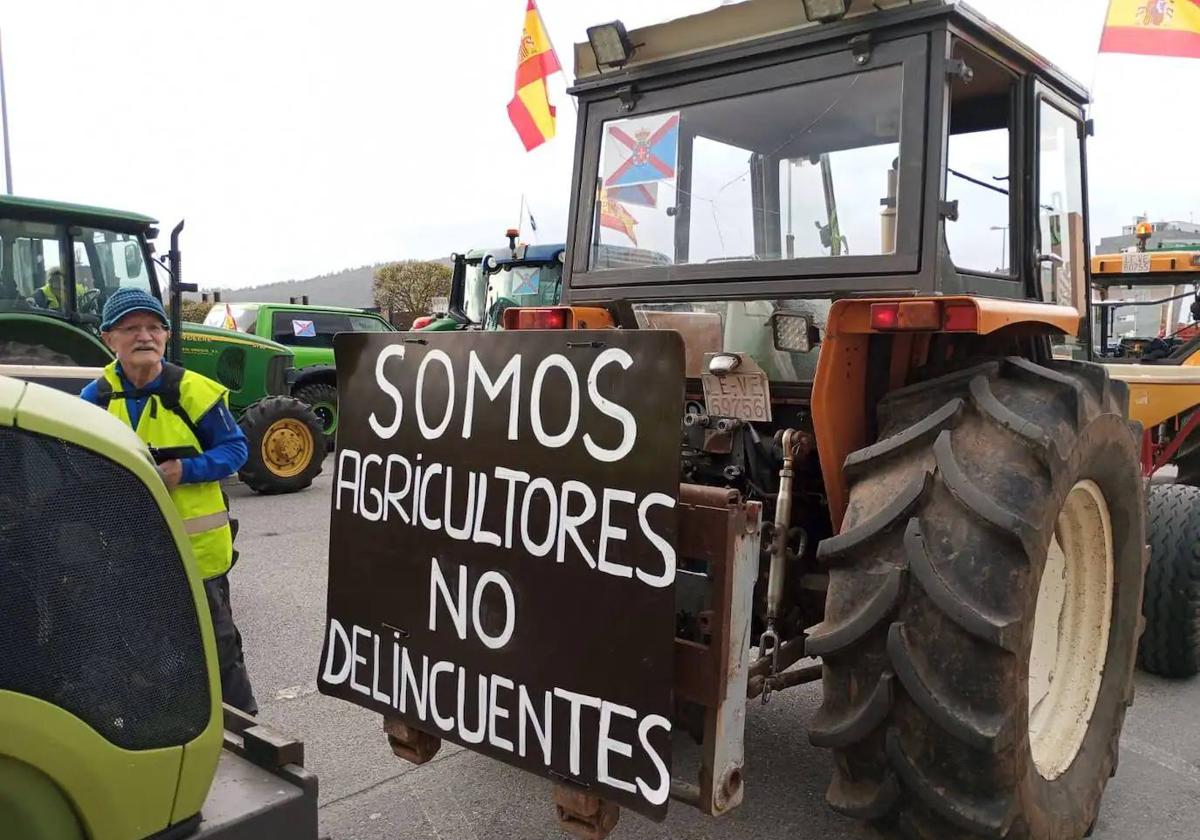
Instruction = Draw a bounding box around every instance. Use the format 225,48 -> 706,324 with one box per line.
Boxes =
318,330 -> 684,819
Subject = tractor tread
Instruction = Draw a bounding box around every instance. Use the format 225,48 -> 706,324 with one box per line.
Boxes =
905,519 -> 1020,652
1138,483 -> 1200,677
806,567 -> 906,657
885,729 -> 1015,838
844,398 -> 964,478
809,672 -> 894,749
887,622 -> 1015,753
816,471 -> 931,564
811,357 -> 1144,840
826,767 -> 901,821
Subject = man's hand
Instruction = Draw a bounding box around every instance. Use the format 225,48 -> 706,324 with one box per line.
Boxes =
157,458 -> 183,490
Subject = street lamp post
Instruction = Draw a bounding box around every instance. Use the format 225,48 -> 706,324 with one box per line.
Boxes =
990,225 -> 1009,272
0,28 -> 11,194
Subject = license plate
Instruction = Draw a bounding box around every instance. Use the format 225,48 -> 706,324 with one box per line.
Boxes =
1122,252 -> 1151,273
702,370 -> 772,422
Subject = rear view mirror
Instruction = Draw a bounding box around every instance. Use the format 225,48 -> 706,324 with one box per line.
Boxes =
124,242 -> 143,278
771,312 -> 818,353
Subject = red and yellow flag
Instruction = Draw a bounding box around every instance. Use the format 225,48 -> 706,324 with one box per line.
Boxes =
1100,0 -> 1200,59
507,0 -> 562,151
599,189 -> 638,246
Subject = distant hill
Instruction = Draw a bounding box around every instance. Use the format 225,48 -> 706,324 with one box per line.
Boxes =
188,258 -> 454,308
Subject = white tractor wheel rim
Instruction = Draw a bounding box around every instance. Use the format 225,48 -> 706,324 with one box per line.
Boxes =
1028,480 -> 1114,781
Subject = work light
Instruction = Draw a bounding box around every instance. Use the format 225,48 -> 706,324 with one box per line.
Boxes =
802,0 -> 849,22
587,21 -> 635,68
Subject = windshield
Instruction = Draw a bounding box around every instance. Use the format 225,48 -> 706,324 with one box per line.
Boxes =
1094,284 -> 1197,355
465,262 -> 563,327
203,304 -> 260,332
0,219 -> 153,316
348,314 -> 393,331
632,299 -> 830,382
588,65 -> 904,271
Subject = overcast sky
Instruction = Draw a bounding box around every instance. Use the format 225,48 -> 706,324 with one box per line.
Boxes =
3,0 -> 1197,288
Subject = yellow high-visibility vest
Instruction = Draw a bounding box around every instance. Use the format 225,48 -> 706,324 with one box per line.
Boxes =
98,361 -> 234,579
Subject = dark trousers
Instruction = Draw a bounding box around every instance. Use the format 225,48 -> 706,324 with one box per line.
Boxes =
203,573 -> 258,715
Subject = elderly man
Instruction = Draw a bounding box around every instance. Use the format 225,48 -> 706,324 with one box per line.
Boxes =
80,287 -> 258,714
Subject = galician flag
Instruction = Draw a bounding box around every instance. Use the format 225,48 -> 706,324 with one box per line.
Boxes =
1100,0 -> 1200,59
507,0 -> 562,151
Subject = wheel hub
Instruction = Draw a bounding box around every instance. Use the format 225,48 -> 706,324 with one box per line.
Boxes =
1028,480 -> 1114,781
261,418 -> 313,477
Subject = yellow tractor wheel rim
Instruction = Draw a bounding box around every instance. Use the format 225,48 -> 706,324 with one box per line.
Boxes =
260,418 -> 314,478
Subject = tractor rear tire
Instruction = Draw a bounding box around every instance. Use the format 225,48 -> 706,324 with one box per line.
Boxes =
809,357 -> 1145,840
1172,452 -> 1200,487
1138,483 -> 1200,678
237,396 -> 325,495
293,382 -> 338,450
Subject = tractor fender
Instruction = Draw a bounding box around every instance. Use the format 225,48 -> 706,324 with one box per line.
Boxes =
291,364 -> 336,388
812,296 -> 1080,531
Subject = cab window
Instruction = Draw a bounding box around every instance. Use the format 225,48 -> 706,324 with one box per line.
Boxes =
348,314 -> 393,331
271,310 -> 353,348
588,61 -> 908,270
1038,101 -> 1086,307
0,220 -> 66,312
204,304 -> 260,332
944,42 -> 1015,276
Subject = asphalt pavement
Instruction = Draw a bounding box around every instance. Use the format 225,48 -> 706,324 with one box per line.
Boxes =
225,459 -> 1200,840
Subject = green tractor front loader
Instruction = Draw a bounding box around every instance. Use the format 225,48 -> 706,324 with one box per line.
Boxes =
0,195 -> 323,494
0,375 -> 317,839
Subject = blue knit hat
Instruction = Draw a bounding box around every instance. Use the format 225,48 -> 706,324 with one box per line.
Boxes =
101,287 -> 169,331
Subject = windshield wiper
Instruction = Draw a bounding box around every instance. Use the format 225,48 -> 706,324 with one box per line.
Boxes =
948,168 -> 1009,196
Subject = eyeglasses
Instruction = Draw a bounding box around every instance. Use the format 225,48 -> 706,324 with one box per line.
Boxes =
111,323 -> 169,336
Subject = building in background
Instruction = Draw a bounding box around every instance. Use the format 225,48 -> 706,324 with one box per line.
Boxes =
1096,220 -> 1200,254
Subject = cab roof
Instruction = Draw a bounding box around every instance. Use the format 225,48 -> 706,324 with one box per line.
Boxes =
462,244 -> 565,266
573,0 -> 1088,104
222,301 -> 386,316
0,194 -> 157,234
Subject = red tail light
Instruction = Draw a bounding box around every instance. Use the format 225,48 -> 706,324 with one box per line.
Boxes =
870,301 -> 979,333
870,302 -> 940,331
410,315 -> 435,330
870,303 -> 900,330
503,307 -> 570,330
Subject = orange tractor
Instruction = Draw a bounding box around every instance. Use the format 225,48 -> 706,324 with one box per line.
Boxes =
321,3 -> 1153,839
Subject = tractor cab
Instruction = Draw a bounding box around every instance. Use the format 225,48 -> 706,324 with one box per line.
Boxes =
1090,247 -> 1200,361
0,195 -> 162,376
460,242 -> 565,329
565,0 -> 1093,371
419,238 -> 567,331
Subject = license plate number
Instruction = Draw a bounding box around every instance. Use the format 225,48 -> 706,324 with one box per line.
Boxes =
1122,252 -> 1151,273
702,371 -> 772,422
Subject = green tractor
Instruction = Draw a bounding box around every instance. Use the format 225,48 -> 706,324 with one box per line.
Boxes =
418,238 -> 567,332
196,298 -> 396,446
416,236 -> 672,333
0,195 -> 324,494
0,374 -> 318,839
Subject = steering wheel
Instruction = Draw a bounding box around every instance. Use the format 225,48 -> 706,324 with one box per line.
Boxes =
78,288 -> 102,313
485,296 -> 519,330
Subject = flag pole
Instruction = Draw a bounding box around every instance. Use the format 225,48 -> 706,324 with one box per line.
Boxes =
532,0 -> 578,114
517,193 -> 526,240
0,28 -> 13,194
1088,1 -> 1114,100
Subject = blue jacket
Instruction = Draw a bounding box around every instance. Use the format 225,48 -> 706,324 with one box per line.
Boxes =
80,363 -> 248,483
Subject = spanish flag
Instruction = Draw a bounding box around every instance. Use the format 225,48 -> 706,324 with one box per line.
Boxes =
507,0 -> 562,151
1100,0 -> 1200,59
599,189 -> 638,246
